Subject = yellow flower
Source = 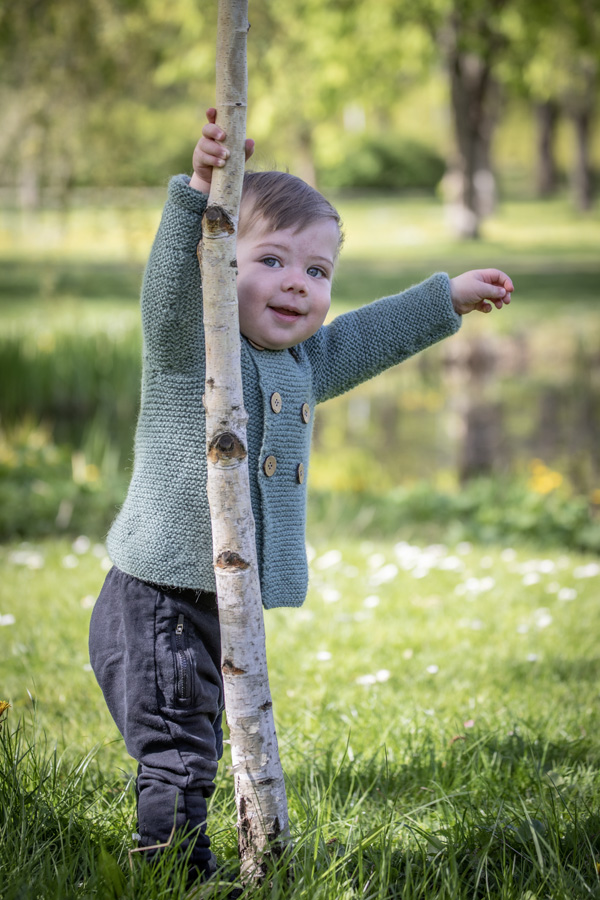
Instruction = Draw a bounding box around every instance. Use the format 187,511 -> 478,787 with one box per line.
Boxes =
528,459 -> 563,495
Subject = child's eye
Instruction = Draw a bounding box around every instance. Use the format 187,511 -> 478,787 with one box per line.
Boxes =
307,266 -> 326,278
261,256 -> 281,268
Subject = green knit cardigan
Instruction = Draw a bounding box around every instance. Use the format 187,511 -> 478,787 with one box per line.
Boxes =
106,175 -> 461,609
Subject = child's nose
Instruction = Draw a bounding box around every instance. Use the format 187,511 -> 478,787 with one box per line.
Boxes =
282,269 -> 308,294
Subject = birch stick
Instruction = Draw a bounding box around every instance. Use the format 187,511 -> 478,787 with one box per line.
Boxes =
199,0 -> 290,881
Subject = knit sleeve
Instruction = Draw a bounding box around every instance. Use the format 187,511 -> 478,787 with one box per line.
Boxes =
141,174 -> 208,373
303,273 -> 462,404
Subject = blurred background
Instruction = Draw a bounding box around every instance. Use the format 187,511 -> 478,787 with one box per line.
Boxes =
1,0 -> 599,552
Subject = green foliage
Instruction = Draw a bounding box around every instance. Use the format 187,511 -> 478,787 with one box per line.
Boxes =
0,421 -> 128,541
2,410 -> 599,550
500,0 -> 600,103
0,329 -> 141,429
319,137 -> 446,192
308,480 -> 600,553
1,0 -> 598,201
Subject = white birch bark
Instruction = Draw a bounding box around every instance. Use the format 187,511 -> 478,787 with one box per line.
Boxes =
199,0 -> 290,881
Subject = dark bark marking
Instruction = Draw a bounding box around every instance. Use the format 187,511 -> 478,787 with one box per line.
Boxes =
208,431 -> 247,463
222,659 -> 246,675
270,816 -> 282,839
218,433 -> 234,452
259,700 -> 273,711
203,205 -> 235,236
237,795 -> 256,864
216,550 -> 250,570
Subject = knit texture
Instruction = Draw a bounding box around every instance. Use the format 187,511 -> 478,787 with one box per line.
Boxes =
107,174 -> 462,609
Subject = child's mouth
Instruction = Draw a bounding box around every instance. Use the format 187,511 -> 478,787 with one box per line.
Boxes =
271,306 -> 302,320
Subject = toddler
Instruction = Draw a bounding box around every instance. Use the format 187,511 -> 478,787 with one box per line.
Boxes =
89,109 -> 513,885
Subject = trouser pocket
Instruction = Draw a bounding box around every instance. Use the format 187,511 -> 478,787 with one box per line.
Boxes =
171,613 -> 194,707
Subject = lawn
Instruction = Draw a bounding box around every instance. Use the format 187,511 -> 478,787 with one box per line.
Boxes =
1,191 -> 600,897
2,535 -> 600,898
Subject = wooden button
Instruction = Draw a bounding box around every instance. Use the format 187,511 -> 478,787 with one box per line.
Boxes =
301,402 -> 310,424
296,463 -> 305,484
263,455 -> 277,477
270,392 -> 282,413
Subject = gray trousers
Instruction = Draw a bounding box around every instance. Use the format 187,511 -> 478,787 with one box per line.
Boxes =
89,567 -> 224,873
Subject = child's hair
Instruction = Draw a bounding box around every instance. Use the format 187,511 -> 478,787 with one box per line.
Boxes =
239,171 -> 344,252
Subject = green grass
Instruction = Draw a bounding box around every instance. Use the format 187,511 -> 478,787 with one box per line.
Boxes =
2,536 -> 600,897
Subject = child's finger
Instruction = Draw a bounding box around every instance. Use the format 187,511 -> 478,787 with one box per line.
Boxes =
482,283 -> 507,301
495,271 -> 514,292
203,155 -> 227,169
205,107 -> 217,125
201,137 -> 229,158
244,138 -> 255,161
198,152 -> 228,170
202,122 -> 227,142
480,268 -> 513,290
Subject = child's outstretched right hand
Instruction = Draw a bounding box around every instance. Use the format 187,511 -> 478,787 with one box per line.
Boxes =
450,269 -> 514,315
190,108 -> 255,195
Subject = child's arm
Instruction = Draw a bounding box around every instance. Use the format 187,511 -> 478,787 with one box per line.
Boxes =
141,113 -> 253,373
140,176 -> 208,374
304,268 -> 514,404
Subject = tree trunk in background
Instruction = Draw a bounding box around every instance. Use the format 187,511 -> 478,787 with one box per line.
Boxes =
570,104 -> 594,211
459,401 -> 504,481
443,335 -> 505,481
200,0 -> 290,882
444,31 -> 499,239
535,100 -> 559,197
566,60 -> 597,212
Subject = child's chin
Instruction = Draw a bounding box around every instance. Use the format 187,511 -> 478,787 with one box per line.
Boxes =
246,332 -> 296,351
264,340 -> 294,351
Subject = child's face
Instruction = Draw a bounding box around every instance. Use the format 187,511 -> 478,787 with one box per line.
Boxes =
236,217 -> 339,351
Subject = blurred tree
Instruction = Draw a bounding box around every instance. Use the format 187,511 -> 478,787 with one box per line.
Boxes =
503,0 -> 599,208
241,0 -> 431,187
2,0 -> 595,211
534,100 -> 560,197
0,0 -> 214,202
415,0 -> 512,239
2,0 -> 107,204
148,0 -> 435,189
555,1 -> 598,211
